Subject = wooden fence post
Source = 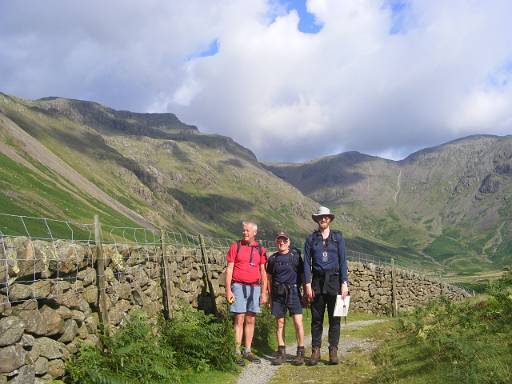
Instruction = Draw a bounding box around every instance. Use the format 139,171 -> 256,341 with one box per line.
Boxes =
391,258 -> 398,317
160,229 -> 173,319
94,215 -> 110,332
199,234 -> 217,315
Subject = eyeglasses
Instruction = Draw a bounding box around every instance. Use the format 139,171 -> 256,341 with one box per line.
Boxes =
276,239 -> 289,244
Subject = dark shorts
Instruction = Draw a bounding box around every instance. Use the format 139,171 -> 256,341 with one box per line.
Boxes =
271,286 -> 303,318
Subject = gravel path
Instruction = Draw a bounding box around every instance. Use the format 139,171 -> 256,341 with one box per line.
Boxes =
236,319 -> 387,384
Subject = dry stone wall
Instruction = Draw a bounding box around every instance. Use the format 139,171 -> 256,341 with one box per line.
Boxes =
0,237 -> 468,383
349,261 -> 469,315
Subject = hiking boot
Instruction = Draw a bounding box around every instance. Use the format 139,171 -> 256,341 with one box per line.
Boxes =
235,354 -> 246,366
308,347 -> 320,366
294,346 -> 305,366
243,351 -> 261,364
272,346 -> 286,366
328,346 -> 339,365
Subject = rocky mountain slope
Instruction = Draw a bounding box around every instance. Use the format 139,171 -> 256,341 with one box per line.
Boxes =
4,90 -> 508,275
266,135 -> 512,274
0,92 -> 319,241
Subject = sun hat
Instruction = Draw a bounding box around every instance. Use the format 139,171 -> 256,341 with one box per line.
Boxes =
312,206 -> 335,222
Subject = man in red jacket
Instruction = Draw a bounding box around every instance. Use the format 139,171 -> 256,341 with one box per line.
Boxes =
225,221 -> 268,365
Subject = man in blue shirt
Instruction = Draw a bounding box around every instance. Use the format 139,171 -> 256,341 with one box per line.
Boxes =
304,206 -> 348,365
266,232 -> 305,365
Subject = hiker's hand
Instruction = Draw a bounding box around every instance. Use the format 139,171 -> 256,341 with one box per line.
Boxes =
305,284 -> 314,301
341,283 -> 349,299
260,291 -> 267,305
226,290 -> 234,304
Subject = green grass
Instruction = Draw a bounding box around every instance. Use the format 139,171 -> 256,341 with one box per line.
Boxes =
372,273 -> 512,383
0,152 -> 143,239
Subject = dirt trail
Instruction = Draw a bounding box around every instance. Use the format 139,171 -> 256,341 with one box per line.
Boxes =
236,319 -> 387,384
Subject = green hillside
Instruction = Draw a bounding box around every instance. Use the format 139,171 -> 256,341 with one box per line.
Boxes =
266,135 -> 512,276
0,92 -> 320,242
7,91 -> 501,274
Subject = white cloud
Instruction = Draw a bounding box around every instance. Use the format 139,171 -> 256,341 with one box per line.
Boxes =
1,0 -> 512,161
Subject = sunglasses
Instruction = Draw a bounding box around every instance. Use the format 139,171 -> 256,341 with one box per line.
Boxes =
276,238 -> 289,244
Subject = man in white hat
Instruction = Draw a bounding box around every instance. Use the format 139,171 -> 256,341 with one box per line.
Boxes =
303,206 -> 348,365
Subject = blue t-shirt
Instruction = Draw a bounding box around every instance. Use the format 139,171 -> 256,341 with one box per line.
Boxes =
266,250 -> 303,285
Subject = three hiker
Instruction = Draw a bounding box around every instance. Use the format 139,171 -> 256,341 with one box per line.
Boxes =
225,206 -> 348,366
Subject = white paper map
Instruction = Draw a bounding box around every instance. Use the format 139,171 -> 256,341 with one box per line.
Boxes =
334,295 -> 350,317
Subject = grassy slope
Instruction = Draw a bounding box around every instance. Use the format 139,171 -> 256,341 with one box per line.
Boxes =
101,133 -> 319,239
372,274 -> 512,383
0,93 -> 320,241
0,152 -> 139,239
271,274 -> 512,384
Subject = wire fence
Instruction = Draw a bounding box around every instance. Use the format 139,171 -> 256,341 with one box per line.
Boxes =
0,213 -> 471,308
0,212 -> 453,271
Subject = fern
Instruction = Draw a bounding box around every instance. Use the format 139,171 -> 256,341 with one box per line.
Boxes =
161,303 -> 236,371
67,310 -> 180,384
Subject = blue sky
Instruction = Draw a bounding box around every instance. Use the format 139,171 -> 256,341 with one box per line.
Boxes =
278,0 -> 323,34
1,0 -> 512,162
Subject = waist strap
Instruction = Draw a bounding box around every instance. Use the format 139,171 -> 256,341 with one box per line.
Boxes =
232,280 -> 260,287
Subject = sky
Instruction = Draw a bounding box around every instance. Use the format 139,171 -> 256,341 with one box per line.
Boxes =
1,0 -> 512,162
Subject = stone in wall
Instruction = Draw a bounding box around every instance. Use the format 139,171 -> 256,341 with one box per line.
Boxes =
0,316 -> 25,347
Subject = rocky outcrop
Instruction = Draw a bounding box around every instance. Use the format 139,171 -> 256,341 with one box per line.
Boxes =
479,174 -> 501,194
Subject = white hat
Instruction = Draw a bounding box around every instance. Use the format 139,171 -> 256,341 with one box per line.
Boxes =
312,206 -> 335,222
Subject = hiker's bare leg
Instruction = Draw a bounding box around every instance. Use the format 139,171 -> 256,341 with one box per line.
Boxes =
244,312 -> 256,348
234,313 -> 245,350
292,314 -> 304,346
276,317 -> 286,346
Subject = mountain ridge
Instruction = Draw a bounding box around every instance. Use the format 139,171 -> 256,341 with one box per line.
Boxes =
266,134 -> 512,275
1,90 -> 510,276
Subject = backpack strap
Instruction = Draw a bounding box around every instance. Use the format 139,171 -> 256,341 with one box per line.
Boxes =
330,230 -> 343,269
306,233 -> 315,270
289,248 -> 301,273
236,240 -> 263,266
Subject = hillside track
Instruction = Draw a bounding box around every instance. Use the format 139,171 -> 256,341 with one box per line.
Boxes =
236,319 -> 387,384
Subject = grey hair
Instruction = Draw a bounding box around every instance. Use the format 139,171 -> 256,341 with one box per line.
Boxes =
242,221 -> 258,231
